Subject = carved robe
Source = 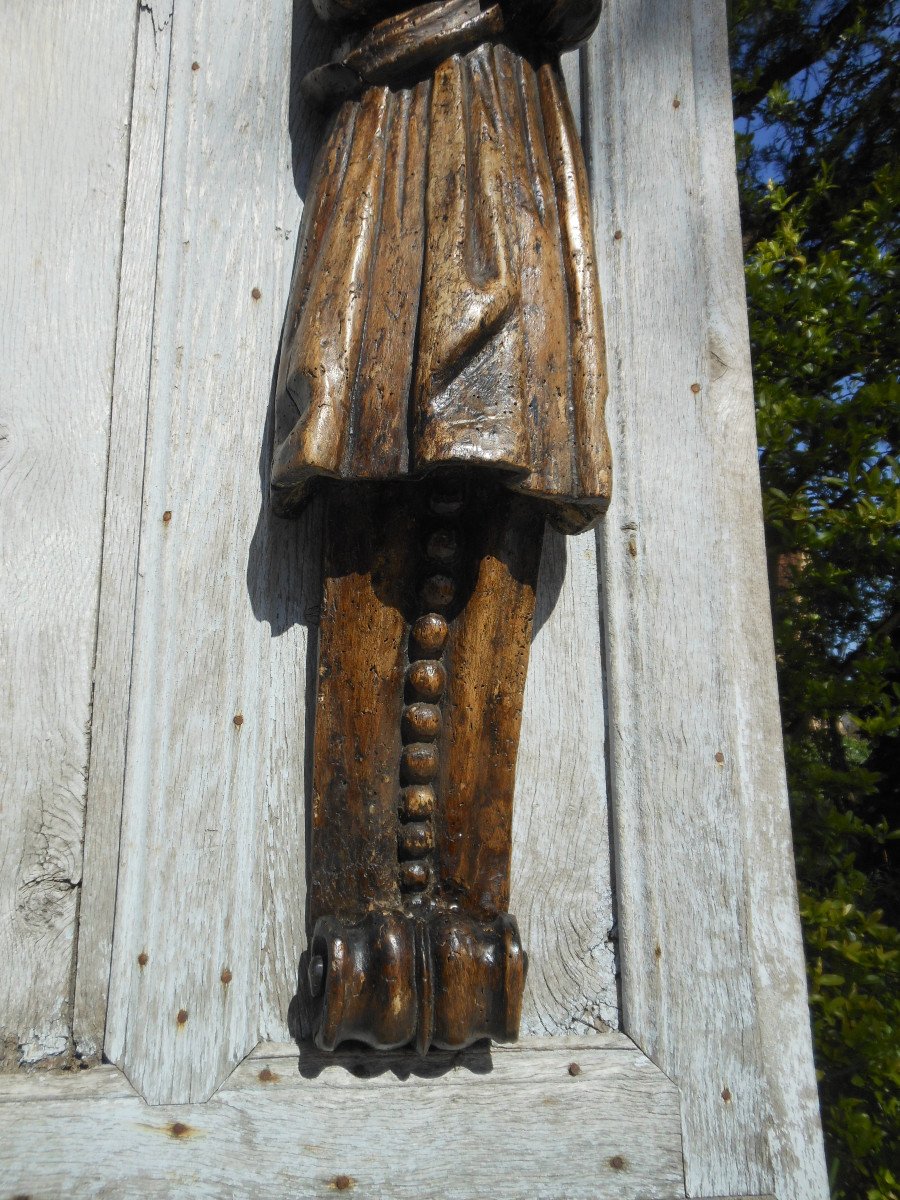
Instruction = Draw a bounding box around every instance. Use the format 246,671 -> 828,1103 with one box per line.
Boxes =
272,0 -> 612,533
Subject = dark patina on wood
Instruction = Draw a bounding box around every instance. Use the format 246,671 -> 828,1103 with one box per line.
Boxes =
275,0 -> 610,1053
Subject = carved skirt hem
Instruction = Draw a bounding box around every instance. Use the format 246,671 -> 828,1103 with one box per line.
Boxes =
272,42 -> 611,533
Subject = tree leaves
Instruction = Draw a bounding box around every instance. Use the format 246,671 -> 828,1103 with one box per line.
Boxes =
732,4 -> 899,1196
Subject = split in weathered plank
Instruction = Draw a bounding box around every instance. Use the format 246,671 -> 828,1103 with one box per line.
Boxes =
0,0 -> 138,1069
101,0 -> 311,1104
513,526 -> 618,1035
584,0 -> 828,1196
0,1039 -> 685,1200
90,0 -> 619,1103
74,0 -> 177,1066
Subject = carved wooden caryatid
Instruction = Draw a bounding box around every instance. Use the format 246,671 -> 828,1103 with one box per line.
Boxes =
273,0 -> 611,1053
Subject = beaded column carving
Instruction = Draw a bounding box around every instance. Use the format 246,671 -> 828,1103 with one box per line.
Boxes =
276,0 -> 612,1054
307,480 -> 543,1051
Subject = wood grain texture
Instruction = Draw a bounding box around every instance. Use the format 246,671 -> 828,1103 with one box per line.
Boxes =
74,0 -> 175,1065
308,479 -> 545,1052
584,1 -> 828,1196
274,1 -> 616,1058
101,0 -> 311,1103
271,4 -> 611,535
0,1039 -> 686,1200
0,0 -> 137,1068
73,0 -> 621,1096
513,526 -> 619,1035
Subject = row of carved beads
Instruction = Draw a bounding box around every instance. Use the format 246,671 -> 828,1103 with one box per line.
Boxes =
397,484 -> 464,895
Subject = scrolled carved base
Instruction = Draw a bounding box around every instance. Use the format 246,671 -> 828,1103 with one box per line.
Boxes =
308,910 -> 526,1054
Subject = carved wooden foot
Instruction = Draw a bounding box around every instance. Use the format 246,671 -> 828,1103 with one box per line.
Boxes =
307,475 -> 544,1052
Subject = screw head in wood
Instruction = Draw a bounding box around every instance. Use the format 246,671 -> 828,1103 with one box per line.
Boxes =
425,527 -> 459,563
410,612 -> 449,657
406,660 -> 446,701
402,702 -> 441,741
399,861 -> 430,891
400,742 -> 438,783
428,489 -> 464,516
400,784 -> 435,820
398,821 -> 434,859
420,573 -> 455,609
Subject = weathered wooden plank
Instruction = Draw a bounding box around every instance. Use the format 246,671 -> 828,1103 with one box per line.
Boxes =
0,0 -> 137,1068
90,0 -> 619,1096
687,11 -> 828,1199
101,0 -> 311,1102
584,1 -> 828,1196
514,527 -> 618,1034
74,0 -> 176,1065
256,0 -> 333,1048
0,1040 -> 686,1199
511,48 -> 618,1038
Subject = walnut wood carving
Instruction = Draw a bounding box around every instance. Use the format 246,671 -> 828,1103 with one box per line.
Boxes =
274,0 -> 611,1053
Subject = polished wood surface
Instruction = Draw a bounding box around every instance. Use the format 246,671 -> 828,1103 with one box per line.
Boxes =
272,0 -> 611,534
286,0 -> 613,1054
309,479 -> 542,1050
285,0 -> 615,1053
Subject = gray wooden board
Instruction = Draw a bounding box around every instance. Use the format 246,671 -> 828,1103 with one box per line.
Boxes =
80,0 -> 618,1106
0,1039 -> 685,1200
1,0 -> 830,1195
75,0 -> 177,1066
514,527 -> 619,1035
0,0 -> 138,1067
583,0 -> 828,1196
99,0 -> 313,1105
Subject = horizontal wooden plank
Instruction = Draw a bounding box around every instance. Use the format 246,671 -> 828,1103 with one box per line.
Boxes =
0,1040 -> 684,1199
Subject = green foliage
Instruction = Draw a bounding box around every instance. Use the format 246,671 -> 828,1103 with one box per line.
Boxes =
731,2 -> 899,1196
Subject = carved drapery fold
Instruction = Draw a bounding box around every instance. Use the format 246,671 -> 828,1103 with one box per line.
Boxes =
272,1 -> 611,534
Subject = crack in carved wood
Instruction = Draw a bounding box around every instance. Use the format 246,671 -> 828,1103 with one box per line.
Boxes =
274,0 -> 611,1053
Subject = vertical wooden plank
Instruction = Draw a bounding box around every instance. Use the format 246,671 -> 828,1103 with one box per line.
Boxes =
102,0 -> 310,1103
0,1 -> 137,1067
256,0 -> 332,1041
688,8 -> 829,1198
584,0 -> 828,1196
511,50 -> 617,1040
513,528 -> 618,1035
74,0 -> 175,1064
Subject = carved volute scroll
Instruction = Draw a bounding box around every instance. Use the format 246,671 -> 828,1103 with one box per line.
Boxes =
274,0 -> 611,1053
